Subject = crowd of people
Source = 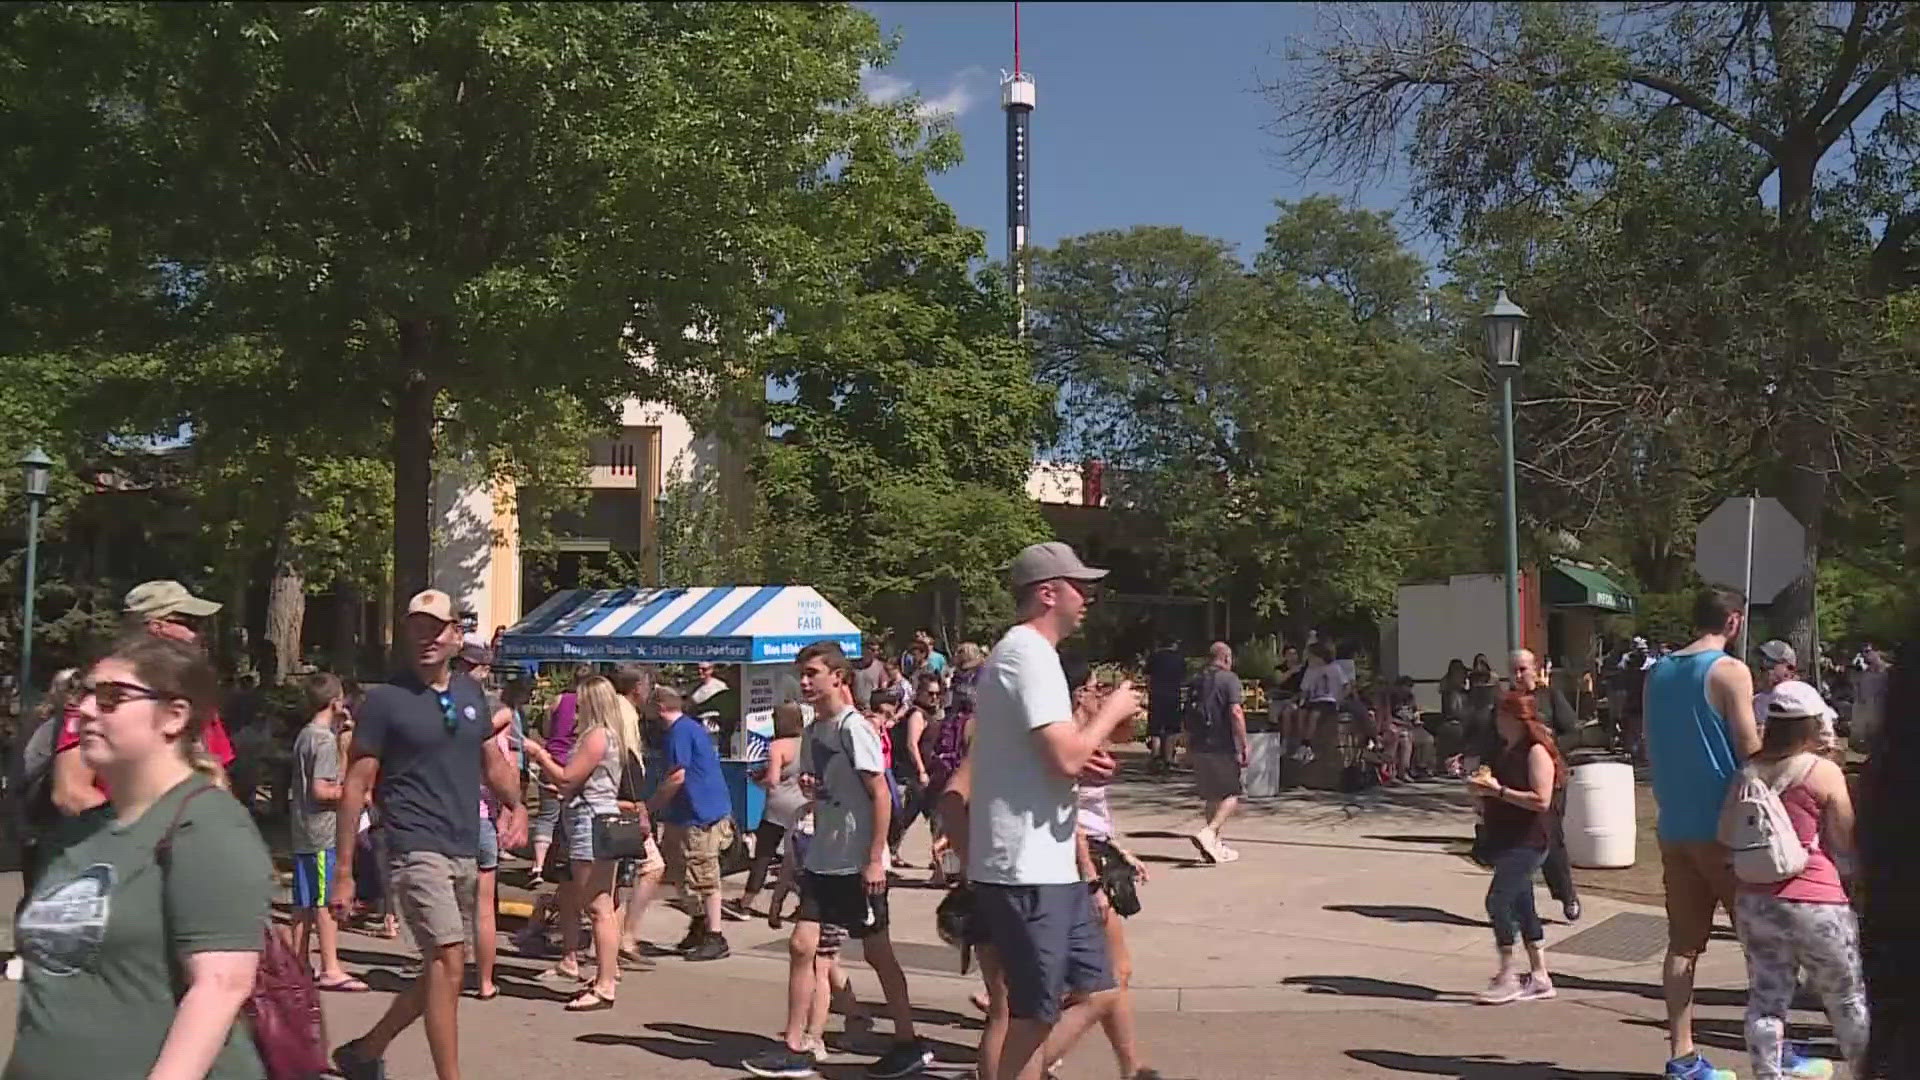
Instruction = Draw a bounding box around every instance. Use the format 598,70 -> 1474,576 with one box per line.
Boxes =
5,562 -> 1917,1080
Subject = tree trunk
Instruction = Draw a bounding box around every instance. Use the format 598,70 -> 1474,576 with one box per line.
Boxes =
331,585 -> 360,676
391,319 -> 437,663
263,550 -> 305,685
1769,150 -> 1826,665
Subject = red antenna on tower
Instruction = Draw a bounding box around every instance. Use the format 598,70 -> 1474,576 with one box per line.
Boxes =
1013,1 -> 1021,76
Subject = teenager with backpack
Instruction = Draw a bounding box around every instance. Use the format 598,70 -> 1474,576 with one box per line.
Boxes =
9,634 -> 276,1080
1724,681 -> 1864,1080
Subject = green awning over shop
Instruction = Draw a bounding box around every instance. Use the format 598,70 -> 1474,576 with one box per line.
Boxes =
1546,561 -> 1635,613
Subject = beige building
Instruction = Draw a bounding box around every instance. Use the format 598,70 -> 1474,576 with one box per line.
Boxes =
429,397 -> 745,637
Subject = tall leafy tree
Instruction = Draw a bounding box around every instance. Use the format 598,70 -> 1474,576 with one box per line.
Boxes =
3,2 -> 946,651
1030,209 -> 1484,632
1273,1 -> 1920,656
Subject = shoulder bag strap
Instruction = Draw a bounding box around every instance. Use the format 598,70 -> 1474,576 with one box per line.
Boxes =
152,781 -> 220,999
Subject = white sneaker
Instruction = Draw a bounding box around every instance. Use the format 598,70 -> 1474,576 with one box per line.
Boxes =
1190,827 -> 1223,864
1516,973 -> 1556,1001
4,956 -> 21,981
1476,974 -> 1523,1005
1215,843 -> 1241,863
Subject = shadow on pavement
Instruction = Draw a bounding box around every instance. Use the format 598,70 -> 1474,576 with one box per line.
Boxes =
581,1022 -> 978,1074
1365,834 -> 1472,846
1325,903 -> 1491,929
1618,1015 -> 1837,1059
1282,974 -> 1458,1002
1346,1049 -> 1651,1078
1551,973 -> 1746,1010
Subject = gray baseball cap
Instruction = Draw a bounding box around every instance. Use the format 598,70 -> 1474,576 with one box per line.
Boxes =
1757,639 -> 1796,667
1009,541 -> 1109,590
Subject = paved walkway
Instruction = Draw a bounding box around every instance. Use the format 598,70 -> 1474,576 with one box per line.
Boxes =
0,769 -> 1855,1078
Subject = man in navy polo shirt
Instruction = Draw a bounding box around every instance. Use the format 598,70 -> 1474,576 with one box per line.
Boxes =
329,589 -> 527,1080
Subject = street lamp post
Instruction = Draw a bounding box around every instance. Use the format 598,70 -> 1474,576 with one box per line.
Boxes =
17,447 -> 52,704
654,492 -> 668,586
1482,289 -> 1529,664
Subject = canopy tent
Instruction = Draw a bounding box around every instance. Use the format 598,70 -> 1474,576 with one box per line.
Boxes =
1544,560 -> 1636,614
497,586 -> 863,664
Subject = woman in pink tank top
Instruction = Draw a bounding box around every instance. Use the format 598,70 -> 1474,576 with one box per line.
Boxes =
1736,682 -> 1866,1080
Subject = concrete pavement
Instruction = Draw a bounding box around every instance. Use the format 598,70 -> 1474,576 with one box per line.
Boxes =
0,768 -> 1854,1078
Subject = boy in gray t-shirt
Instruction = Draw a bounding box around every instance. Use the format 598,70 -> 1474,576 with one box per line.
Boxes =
290,672 -> 360,989
743,645 -> 931,1080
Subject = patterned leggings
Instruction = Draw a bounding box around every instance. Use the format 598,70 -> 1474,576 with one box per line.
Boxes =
1735,891 -> 1869,1079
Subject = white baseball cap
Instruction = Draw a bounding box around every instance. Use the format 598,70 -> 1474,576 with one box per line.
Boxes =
1766,679 -> 1836,723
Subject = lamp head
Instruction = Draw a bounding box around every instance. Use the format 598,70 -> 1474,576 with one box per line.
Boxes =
1482,287 -> 1529,371
18,447 -> 52,499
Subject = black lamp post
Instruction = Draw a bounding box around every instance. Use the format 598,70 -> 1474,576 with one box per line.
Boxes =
17,447 -> 52,700
1482,288 -> 1529,662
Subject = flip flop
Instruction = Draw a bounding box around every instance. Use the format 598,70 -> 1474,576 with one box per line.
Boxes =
473,986 -> 500,1001
564,988 -> 616,1012
535,966 -> 586,986
315,975 -> 371,993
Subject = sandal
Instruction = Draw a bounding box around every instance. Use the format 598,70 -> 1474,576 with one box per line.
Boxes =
473,986 -> 500,1001
535,966 -> 586,986
315,974 -> 371,993
565,988 -> 616,1012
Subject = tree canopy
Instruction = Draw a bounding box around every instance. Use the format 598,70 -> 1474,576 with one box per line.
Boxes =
1274,1 -> 1920,655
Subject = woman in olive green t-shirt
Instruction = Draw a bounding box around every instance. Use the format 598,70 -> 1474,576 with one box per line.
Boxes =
7,633 -> 273,1080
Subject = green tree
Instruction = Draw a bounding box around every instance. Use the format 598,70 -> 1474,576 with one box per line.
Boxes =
1030,209 -> 1484,632
1273,1 -> 1920,658
3,2 -> 945,653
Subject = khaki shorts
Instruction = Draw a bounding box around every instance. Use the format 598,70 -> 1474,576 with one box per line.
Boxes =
1660,839 -> 1738,957
1192,751 -> 1244,801
662,819 -> 734,896
390,850 -> 479,952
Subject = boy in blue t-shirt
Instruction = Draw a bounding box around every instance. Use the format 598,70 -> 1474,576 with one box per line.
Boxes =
646,684 -> 736,961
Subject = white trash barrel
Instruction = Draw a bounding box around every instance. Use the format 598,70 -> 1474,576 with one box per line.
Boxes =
1242,732 -> 1284,798
1564,761 -> 1636,868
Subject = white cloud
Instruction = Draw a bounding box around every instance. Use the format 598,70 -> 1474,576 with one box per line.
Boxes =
861,67 -> 914,105
860,65 -> 989,120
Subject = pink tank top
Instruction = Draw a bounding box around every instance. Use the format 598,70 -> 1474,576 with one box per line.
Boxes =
1752,780 -> 1848,904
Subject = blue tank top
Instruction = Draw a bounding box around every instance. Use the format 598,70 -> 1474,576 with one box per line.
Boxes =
1646,649 -> 1742,841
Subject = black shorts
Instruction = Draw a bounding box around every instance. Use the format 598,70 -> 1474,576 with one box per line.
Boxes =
1147,696 -> 1182,736
975,881 -> 1114,1022
796,871 -> 889,939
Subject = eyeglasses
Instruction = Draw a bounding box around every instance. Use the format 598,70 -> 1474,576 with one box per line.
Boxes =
76,678 -> 173,712
436,690 -> 459,734
1060,578 -> 1099,603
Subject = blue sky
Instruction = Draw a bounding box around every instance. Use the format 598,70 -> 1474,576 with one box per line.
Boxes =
860,2 -> 1416,266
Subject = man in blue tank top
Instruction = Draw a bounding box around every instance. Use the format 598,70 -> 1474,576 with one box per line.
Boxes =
1644,587 -> 1764,1080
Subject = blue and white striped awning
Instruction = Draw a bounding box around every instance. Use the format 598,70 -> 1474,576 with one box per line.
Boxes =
497,586 -> 863,664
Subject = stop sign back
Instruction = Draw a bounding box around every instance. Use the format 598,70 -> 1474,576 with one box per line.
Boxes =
1692,496 -> 1807,604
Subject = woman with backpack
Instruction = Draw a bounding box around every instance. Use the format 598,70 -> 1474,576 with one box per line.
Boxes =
1728,681 -> 1866,1079
9,633 -> 274,1080
1467,690 -> 1564,1005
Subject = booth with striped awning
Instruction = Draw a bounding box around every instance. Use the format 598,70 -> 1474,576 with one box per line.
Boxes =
495,585 -> 863,664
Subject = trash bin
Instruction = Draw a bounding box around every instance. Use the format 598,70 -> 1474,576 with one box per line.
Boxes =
1244,732 -> 1284,797
720,759 -> 766,832
1564,754 -> 1635,868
